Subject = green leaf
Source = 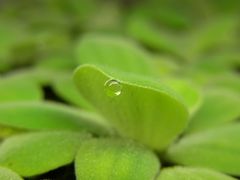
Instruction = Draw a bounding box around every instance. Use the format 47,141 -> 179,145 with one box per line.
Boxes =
51,74 -> 94,111
0,125 -> 23,139
166,123 -> 240,175
0,101 -> 111,135
186,17 -> 238,58
187,88 -> 240,133
163,78 -> 202,114
75,138 -> 160,180
76,33 -> 154,76
0,76 -> 43,103
157,167 -> 236,180
0,131 -> 90,177
208,73 -> 240,94
36,55 -> 77,71
126,17 -> 182,57
0,166 -> 23,180
74,65 -> 188,150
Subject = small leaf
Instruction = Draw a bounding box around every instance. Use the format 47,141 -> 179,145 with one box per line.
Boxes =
74,65 -> 188,150
52,74 -> 94,111
187,88 -> 240,133
157,167 -> 236,180
0,101 -> 110,135
75,138 -> 160,180
0,76 -> 43,103
0,166 -> 23,180
76,33 -> 154,76
166,123 -> 240,175
0,131 -> 90,177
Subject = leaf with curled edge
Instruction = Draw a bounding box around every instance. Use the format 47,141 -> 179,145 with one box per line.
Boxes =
74,65 -> 189,151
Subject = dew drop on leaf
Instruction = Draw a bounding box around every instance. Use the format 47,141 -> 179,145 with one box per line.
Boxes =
104,79 -> 122,97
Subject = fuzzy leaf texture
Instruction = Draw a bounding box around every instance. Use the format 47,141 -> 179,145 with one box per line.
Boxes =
75,138 -> 160,180
0,131 -> 90,177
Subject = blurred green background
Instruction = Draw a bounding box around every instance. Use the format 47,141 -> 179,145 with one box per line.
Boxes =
0,0 -> 239,73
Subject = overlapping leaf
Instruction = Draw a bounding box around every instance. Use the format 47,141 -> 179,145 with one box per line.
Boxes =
52,74 -> 94,110
157,167 -> 236,180
0,101 -> 110,135
166,123 -> 240,175
0,76 -> 43,103
74,65 -> 188,150
75,138 -> 160,180
0,166 -> 23,180
76,34 -> 154,76
187,88 -> 240,133
0,131 -> 90,177
126,17 -> 182,57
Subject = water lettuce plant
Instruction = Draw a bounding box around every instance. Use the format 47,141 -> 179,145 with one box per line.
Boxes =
0,0 -> 239,179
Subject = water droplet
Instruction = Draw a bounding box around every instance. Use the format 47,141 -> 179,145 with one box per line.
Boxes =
104,79 -> 122,97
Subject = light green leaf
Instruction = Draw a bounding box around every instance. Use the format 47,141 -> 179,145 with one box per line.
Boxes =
0,125 -> 23,139
187,88 -> 240,133
74,65 -> 188,150
75,138 -> 160,180
157,167 -> 236,180
0,101 -> 111,135
0,166 -> 23,180
52,74 -> 94,111
163,78 -> 202,114
166,123 -> 240,175
0,131 -> 90,177
76,33 -> 154,76
0,76 -> 43,103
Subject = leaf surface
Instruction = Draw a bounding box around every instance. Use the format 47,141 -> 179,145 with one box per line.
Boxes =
0,101 -> 110,135
0,166 -> 23,180
74,65 -> 188,150
0,131 -> 90,177
166,123 -> 240,175
157,167 -> 236,180
75,138 -> 160,180
187,88 -> 240,133
76,34 -> 154,76
0,76 -> 43,103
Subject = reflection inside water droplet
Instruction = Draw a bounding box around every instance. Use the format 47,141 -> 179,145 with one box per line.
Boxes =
104,79 -> 122,97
